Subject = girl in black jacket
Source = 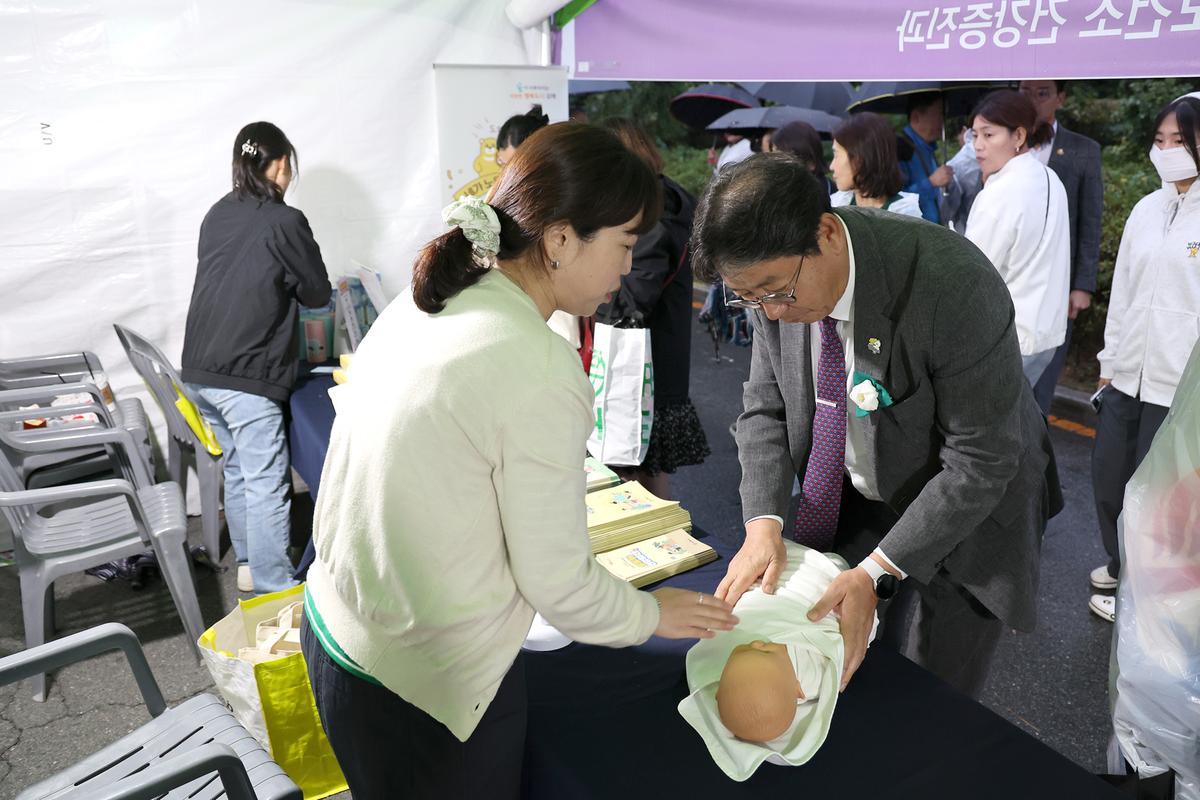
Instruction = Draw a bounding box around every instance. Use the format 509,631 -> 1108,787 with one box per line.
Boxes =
182,121 -> 331,594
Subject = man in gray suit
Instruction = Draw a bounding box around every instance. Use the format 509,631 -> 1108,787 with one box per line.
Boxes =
1020,80 -> 1104,415
694,154 -> 1060,699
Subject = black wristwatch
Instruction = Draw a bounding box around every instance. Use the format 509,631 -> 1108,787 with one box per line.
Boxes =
860,559 -> 900,600
873,573 -> 899,600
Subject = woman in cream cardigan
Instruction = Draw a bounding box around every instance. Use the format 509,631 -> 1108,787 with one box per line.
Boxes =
965,89 -> 1071,385
300,123 -> 737,797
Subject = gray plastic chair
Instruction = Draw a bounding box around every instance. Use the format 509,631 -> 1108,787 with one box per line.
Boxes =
1,623 -> 301,800
1,384 -> 152,490
0,352 -> 154,486
0,406 -> 205,702
113,325 -> 224,564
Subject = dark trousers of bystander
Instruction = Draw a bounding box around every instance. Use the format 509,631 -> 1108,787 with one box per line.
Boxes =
829,477 -> 1004,700
1091,386 -> 1170,580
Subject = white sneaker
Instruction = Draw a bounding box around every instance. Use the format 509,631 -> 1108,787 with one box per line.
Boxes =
1089,594 -> 1115,622
237,565 -> 254,593
1089,565 -> 1118,590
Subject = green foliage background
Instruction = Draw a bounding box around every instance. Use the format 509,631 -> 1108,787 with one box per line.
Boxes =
580,78 -> 1198,387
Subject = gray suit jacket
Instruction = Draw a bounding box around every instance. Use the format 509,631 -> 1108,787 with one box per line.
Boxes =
1048,125 -> 1103,294
736,207 -> 1059,631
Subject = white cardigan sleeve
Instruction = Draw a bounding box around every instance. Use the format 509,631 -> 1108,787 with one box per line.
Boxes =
495,375 -> 659,647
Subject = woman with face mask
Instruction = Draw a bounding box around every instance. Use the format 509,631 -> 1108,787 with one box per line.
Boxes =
964,90 -> 1072,385
1087,96 -> 1200,622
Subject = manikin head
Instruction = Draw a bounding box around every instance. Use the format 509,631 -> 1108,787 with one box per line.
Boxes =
716,640 -> 805,742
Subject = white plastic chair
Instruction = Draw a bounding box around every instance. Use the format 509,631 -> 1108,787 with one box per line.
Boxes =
113,325 -> 224,564
2,623 -> 301,799
0,404 -> 205,701
0,351 -> 154,487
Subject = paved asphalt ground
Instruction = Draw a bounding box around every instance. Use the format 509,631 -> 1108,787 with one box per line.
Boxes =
0,311 -> 1116,797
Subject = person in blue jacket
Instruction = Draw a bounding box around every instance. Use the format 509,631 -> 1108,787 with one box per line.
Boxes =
899,93 -> 955,224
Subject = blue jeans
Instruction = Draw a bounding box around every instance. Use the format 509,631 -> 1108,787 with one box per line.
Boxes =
189,385 -> 297,594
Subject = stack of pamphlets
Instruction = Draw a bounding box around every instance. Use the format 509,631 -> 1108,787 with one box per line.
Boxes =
595,530 -> 718,588
585,481 -> 692,554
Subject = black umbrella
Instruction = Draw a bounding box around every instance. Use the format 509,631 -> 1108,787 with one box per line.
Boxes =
738,82 -> 854,117
668,83 -> 759,130
568,80 -> 632,96
846,81 -> 1003,117
707,105 -> 843,136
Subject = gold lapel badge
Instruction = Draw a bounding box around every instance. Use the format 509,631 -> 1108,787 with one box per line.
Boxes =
867,337 -> 881,355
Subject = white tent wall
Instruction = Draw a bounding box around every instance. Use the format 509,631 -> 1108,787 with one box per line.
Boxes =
0,1 -> 542,523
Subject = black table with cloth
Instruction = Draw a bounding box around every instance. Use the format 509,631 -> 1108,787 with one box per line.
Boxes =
522,536 -> 1123,799
285,366 -> 1120,798
287,364 -> 336,578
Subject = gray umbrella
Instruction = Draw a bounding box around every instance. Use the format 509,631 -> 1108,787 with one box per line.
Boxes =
847,81 -> 1003,116
707,105 -> 843,136
738,82 -> 854,117
669,83 -> 760,130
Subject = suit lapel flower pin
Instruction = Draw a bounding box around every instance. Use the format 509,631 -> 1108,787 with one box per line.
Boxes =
867,337 -> 881,355
850,371 -> 894,418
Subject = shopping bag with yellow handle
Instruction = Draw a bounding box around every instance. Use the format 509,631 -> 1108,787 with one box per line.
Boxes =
198,584 -> 346,798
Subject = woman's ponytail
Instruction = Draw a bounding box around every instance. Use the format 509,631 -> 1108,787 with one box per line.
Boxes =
410,228 -> 487,313
1028,120 -> 1054,150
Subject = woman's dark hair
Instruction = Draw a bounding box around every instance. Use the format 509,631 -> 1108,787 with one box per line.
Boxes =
231,121 -> 296,203
971,89 -> 1053,150
833,112 -> 904,200
691,153 -> 831,283
602,117 -> 665,174
770,121 -> 828,182
1154,96 -> 1200,171
496,105 -> 550,150
412,123 -> 661,313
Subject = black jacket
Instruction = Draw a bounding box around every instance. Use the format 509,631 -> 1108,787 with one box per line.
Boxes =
595,176 -> 696,406
182,193 -> 331,402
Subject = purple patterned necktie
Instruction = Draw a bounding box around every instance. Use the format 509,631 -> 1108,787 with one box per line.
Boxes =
793,316 -> 846,550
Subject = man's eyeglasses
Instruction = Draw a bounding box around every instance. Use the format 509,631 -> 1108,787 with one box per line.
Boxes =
724,256 -> 806,310
1020,87 -> 1056,102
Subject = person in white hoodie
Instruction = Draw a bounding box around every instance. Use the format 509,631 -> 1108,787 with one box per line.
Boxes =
965,90 -> 1071,385
1088,95 -> 1200,622
828,112 -> 923,219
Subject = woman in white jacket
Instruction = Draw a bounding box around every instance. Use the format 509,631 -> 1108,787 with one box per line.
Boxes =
1088,96 -> 1200,621
966,90 -> 1071,385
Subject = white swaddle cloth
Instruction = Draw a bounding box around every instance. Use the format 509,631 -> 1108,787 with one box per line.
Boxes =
677,542 -> 878,781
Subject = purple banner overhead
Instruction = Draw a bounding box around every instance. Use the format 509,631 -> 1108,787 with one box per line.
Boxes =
564,0 -> 1200,81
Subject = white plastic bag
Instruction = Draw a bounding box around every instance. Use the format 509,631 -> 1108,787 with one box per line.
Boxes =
1110,344 -> 1200,800
587,323 -> 653,466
